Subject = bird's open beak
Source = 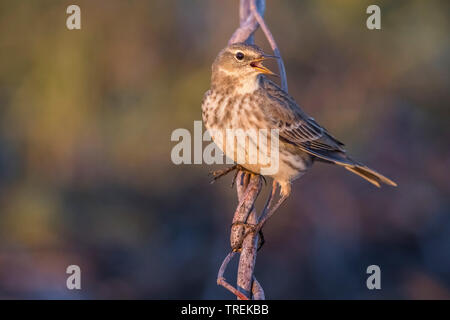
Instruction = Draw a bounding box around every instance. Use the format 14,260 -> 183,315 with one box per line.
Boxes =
250,55 -> 278,76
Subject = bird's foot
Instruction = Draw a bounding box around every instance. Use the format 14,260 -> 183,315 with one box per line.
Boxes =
209,165 -> 238,184
210,164 -> 265,187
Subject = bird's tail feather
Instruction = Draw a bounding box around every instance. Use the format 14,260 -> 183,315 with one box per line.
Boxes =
298,146 -> 397,187
343,164 -> 397,188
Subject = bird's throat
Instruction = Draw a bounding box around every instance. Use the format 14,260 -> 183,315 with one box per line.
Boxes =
212,69 -> 260,95
235,75 -> 260,95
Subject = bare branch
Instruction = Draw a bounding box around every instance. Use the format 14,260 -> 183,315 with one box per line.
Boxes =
230,172 -> 261,250
235,174 -> 261,299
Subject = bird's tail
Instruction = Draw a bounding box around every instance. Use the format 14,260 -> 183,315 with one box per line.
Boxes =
300,146 -> 397,187
343,163 -> 397,188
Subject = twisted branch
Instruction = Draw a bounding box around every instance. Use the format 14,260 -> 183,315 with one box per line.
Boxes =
216,0 -> 289,300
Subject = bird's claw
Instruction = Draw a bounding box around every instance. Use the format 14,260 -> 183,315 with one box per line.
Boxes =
209,164 -> 261,186
209,165 -> 238,184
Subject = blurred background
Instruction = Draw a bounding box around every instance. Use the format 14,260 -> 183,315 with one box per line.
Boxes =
0,0 -> 449,299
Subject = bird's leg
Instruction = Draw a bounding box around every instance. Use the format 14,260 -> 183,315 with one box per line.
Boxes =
242,181 -> 288,240
254,180 -> 277,251
260,180 -> 277,221
255,194 -> 288,234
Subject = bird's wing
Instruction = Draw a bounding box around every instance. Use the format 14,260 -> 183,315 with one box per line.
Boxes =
261,78 -> 346,156
260,78 -> 397,187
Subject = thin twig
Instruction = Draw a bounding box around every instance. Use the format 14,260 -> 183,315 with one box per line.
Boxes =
228,0 -> 266,45
250,0 -> 288,92
252,276 -> 265,300
217,252 -> 249,300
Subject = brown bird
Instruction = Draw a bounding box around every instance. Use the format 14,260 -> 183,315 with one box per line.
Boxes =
202,43 -> 397,234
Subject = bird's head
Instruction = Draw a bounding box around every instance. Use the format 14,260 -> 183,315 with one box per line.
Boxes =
211,43 -> 277,90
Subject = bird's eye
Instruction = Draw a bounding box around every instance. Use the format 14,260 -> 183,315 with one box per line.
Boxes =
235,52 -> 244,61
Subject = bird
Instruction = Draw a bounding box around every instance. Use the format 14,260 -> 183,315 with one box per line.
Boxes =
202,43 -> 397,239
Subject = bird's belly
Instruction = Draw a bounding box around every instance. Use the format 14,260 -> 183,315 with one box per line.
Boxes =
208,126 -> 274,172
274,149 -> 312,181
208,123 -> 312,181
203,93 -> 267,171
202,91 -> 312,181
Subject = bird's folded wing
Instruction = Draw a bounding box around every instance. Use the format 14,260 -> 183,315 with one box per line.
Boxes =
262,79 -> 346,156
